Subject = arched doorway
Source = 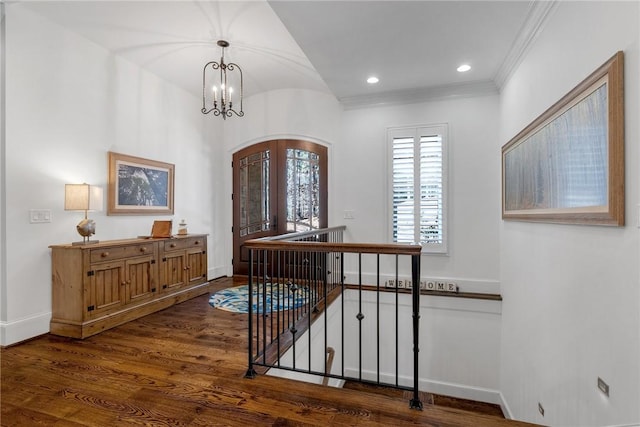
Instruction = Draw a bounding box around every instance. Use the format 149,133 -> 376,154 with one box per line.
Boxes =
232,139 -> 328,275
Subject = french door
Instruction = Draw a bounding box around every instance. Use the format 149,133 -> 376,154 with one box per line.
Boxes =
232,139 -> 327,275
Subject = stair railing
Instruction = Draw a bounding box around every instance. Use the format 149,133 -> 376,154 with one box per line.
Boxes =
244,226 -> 423,410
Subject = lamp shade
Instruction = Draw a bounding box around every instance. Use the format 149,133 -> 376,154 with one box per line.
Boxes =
65,184 -> 103,212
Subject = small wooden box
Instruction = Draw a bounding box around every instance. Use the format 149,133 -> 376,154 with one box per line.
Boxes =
151,220 -> 172,238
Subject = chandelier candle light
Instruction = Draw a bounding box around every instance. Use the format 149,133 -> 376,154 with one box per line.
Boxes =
201,40 -> 244,119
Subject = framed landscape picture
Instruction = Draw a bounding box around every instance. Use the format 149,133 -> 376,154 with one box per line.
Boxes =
108,152 -> 174,215
501,51 -> 624,226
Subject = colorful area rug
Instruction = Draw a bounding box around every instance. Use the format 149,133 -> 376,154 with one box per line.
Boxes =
209,284 -> 312,314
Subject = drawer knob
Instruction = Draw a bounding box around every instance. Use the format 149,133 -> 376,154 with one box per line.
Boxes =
170,243 -> 176,248
140,247 -> 147,253
194,240 -> 200,245
101,252 -> 109,258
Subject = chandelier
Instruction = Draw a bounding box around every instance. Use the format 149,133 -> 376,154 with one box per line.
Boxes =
201,40 -> 244,119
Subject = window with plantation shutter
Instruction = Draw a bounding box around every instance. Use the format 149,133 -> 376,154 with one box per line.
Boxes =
389,124 -> 448,254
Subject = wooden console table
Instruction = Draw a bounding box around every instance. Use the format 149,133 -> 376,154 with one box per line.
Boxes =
49,235 -> 209,338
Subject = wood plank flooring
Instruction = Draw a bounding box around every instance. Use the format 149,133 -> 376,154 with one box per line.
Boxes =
1,277 -> 537,426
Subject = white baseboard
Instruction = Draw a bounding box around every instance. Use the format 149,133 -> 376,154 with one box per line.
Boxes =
208,265 -> 227,280
343,367 -> 501,406
420,378 -> 502,406
498,391 -> 514,419
0,311 -> 50,347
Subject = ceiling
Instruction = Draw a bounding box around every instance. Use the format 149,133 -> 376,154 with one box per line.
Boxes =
21,1 -> 547,108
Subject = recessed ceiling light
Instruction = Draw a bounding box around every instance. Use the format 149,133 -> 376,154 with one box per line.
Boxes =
367,76 -> 379,84
457,64 -> 471,73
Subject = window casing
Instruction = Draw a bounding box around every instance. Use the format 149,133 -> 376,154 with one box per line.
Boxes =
389,124 -> 448,254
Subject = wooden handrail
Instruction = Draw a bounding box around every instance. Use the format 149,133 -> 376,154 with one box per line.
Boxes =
246,225 -> 420,255
244,239 -> 422,256
258,225 -> 347,241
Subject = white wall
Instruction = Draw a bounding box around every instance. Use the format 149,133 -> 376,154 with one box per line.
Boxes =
338,95 -> 501,294
0,3 -> 7,347
0,5 -> 223,345
499,2 -> 640,426
224,88 -> 342,151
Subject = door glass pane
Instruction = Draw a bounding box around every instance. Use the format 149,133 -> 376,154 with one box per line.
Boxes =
286,149 -> 320,232
239,150 -> 270,237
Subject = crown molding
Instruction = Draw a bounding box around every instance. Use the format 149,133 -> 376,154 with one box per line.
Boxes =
339,80 -> 499,110
493,0 -> 559,90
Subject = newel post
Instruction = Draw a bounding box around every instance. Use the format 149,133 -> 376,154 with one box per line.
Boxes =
409,253 -> 422,410
245,248 -> 257,379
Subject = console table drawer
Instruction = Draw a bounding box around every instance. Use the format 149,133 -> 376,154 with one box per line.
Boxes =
90,243 -> 155,262
163,237 -> 205,252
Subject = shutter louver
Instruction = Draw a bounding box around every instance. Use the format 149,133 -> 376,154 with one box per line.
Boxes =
420,135 -> 443,244
392,137 -> 415,243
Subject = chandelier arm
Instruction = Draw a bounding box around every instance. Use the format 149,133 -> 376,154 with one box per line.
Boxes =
228,62 -> 244,112
226,109 -> 244,118
202,63 -> 207,111
202,61 -> 222,114
223,60 -> 228,105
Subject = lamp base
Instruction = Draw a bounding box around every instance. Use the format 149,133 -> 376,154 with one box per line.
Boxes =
74,218 -> 97,246
72,240 -> 100,246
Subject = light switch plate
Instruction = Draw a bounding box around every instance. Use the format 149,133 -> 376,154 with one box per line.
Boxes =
30,209 -> 52,223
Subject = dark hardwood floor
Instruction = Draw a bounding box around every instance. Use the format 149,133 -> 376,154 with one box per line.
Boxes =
1,277 -> 537,426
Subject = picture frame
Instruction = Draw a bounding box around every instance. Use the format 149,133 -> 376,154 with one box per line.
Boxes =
501,51 -> 624,226
108,152 -> 175,215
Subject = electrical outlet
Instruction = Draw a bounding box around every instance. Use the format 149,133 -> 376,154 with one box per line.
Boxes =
538,402 -> 544,417
598,377 -> 610,397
